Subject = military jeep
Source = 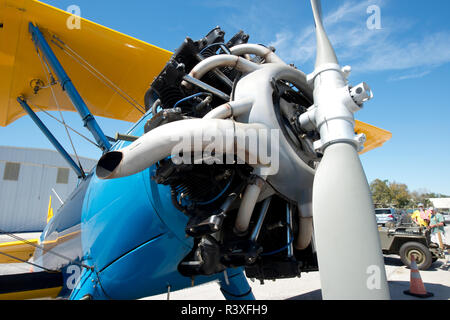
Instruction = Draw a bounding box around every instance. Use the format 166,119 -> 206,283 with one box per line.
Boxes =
378,224 -> 444,270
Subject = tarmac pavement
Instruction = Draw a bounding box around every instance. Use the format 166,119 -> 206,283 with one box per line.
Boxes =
0,255 -> 448,300
0,230 -> 448,300
144,254 -> 449,300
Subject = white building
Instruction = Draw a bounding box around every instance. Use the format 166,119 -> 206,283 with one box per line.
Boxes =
429,198 -> 450,212
0,146 -> 97,232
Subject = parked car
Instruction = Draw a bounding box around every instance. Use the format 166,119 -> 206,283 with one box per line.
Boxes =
379,225 -> 444,270
442,212 -> 450,224
375,208 -> 397,226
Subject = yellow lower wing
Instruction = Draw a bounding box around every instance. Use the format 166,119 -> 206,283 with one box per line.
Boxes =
0,287 -> 62,300
0,0 -> 172,127
0,239 -> 37,263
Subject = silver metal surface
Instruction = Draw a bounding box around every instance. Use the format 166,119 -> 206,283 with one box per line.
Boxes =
309,0 -> 390,299
0,146 -> 95,232
97,120 -> 270,179
229,44 -> 285,64
313,143 -> 390,299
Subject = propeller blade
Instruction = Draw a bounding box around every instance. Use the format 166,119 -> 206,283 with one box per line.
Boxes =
308,0 -> 390,299
313,143 -> 390,299
310,0 -> 338,67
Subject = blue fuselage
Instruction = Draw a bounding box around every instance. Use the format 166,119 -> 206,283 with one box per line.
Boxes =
33,111 -> 223,299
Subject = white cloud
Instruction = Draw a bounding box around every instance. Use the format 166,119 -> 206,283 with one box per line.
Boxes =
388,70 -> 431,82
268,0 -> 378,67
268,0 -> 450,80
356,32 -> 450,72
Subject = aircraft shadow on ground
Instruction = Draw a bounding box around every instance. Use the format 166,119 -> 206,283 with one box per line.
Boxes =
285,281 -> 449,300
383,255 -> 448,272
388,281 -> 450,300
285,257 -> 449,301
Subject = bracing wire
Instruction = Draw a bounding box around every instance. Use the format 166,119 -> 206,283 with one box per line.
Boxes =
35,47 -> 86,177
0,250 -> 57,273
30,102 -> 100,148
51,35 -> 146,114
0,229 -> 92,271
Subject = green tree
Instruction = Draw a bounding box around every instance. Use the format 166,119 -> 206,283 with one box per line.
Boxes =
370,179 -> 446,209
390,182 -> 410,208
370,179 -> 392,207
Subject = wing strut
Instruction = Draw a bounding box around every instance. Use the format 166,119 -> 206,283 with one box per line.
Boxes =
17,97 -> 85,179
28,23 -> 111,152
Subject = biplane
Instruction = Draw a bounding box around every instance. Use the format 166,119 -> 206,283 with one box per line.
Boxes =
0,0 -> 392,300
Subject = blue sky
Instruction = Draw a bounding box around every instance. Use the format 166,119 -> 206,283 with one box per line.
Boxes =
1,0 -> 449,195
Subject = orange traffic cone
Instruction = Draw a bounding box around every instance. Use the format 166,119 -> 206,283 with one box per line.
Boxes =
404,255 -> 433,298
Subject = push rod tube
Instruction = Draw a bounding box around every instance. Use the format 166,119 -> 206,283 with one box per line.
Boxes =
286,203 -> 294,257
29,23 -> 111,152
182,75 -> 230,101
250,196 -> 272,241
185,55 -> 261,84
17,97 -> 84,178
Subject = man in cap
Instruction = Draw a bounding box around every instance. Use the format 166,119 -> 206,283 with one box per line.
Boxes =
428,207 -> 448,248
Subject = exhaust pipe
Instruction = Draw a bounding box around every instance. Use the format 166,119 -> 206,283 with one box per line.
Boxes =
97,151 -> 124,180
296,216 -> 313,250
295,190 -> 313,250
234,175 -> 267,234
229,44 -> 285,64
96,119 -> 272,180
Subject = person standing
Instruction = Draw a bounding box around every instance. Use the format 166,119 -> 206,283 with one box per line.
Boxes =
411,203 -> 430,227
428,208 -> 449,248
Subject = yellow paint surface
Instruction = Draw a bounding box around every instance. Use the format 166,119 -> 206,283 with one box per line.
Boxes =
0,0 -> 172,127
0,286 -> 62,300
355,120 -> 392,154
0,239 -> 37,263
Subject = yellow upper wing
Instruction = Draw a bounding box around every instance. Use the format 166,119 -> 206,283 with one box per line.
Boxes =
0,0 -> 391,152
0,0 -> 172,127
